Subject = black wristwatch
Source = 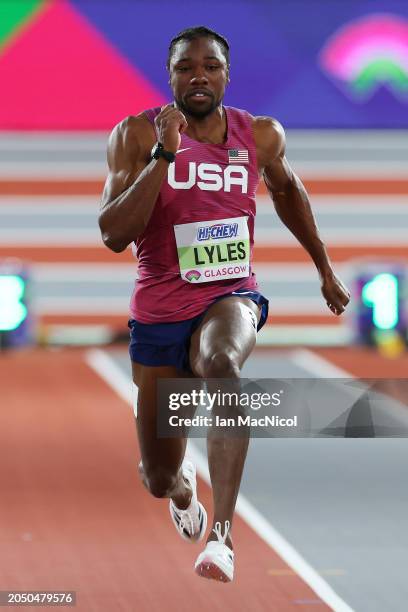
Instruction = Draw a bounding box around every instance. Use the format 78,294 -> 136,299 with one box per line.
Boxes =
151,142 -> 175,163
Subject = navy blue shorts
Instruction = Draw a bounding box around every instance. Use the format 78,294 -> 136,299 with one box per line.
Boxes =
128,288 -> 269,373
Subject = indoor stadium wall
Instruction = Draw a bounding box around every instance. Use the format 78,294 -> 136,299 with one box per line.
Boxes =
1,0 -> 407,346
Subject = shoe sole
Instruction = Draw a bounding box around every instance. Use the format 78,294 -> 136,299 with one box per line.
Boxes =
195,559 -> 232,583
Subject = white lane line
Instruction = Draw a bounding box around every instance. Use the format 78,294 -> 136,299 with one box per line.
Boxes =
85,348 -> 132,406
291,348 -> 351,377
84,348 -> 354,612
186,443 -> 353,612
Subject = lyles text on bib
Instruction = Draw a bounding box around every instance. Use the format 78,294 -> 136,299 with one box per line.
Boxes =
174,216 -> 250,283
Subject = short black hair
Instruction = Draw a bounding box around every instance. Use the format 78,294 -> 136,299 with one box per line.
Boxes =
167,26 -> 230,70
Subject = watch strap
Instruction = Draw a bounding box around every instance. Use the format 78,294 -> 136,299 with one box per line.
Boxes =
153,142 -> 175,163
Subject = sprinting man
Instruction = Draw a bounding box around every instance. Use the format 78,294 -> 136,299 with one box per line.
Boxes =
99,26 -> 350,582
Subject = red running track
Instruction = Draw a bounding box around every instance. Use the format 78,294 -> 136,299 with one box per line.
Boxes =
0,348 -> 332,612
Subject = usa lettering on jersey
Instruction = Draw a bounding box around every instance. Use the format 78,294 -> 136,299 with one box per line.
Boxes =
168,162 -> 248,194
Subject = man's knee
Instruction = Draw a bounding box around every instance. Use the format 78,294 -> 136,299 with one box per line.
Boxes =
202,348 -> 241,379
139,461 -> 178,498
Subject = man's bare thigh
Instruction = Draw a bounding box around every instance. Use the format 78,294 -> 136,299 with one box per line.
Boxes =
189,296 -> 261,377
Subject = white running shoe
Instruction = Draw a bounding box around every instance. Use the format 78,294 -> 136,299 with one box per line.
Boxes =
169,460 -> 207,543
195,520 -> 234,582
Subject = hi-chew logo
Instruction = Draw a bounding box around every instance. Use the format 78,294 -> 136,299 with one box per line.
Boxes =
197,223 -> 239,241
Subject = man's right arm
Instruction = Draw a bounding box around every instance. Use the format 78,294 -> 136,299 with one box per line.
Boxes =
98,114 -> 171,253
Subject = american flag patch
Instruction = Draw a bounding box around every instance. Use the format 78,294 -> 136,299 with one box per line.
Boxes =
228,149 -> 249,164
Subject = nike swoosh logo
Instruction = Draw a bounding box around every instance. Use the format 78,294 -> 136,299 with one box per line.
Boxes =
176,147 -> 191,154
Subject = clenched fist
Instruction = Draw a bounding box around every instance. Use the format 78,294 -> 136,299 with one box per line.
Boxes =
320,269 -> 350,316
154,104 -> 188,153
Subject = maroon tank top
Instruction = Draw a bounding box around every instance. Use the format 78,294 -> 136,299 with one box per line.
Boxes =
130,105 -> 260,323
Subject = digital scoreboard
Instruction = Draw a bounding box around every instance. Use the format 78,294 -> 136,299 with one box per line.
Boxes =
0,262 -> 32,349
354,264 -> 406,354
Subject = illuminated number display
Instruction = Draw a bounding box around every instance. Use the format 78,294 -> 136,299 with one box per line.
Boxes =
362,272 -> 399,330
0,275 -> 28,331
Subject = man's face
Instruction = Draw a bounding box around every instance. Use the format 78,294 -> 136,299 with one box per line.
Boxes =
169,37 -> 229,119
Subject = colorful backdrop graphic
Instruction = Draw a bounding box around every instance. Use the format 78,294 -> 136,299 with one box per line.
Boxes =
0,0 -> 44,49
1,0 -> 408,129
320,14 -> 408,102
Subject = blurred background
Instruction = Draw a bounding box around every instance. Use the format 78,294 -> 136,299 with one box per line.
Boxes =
1,2 -> 408,611
1,0 -> 408,350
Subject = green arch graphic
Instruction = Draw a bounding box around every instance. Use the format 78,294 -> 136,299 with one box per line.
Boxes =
0,0 -> 46,51
353,59 -> 408,97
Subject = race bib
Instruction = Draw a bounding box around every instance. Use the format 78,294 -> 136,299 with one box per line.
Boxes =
174,216 -> 250,283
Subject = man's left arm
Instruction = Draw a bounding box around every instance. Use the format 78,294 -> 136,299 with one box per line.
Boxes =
254,117 -> 350,316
